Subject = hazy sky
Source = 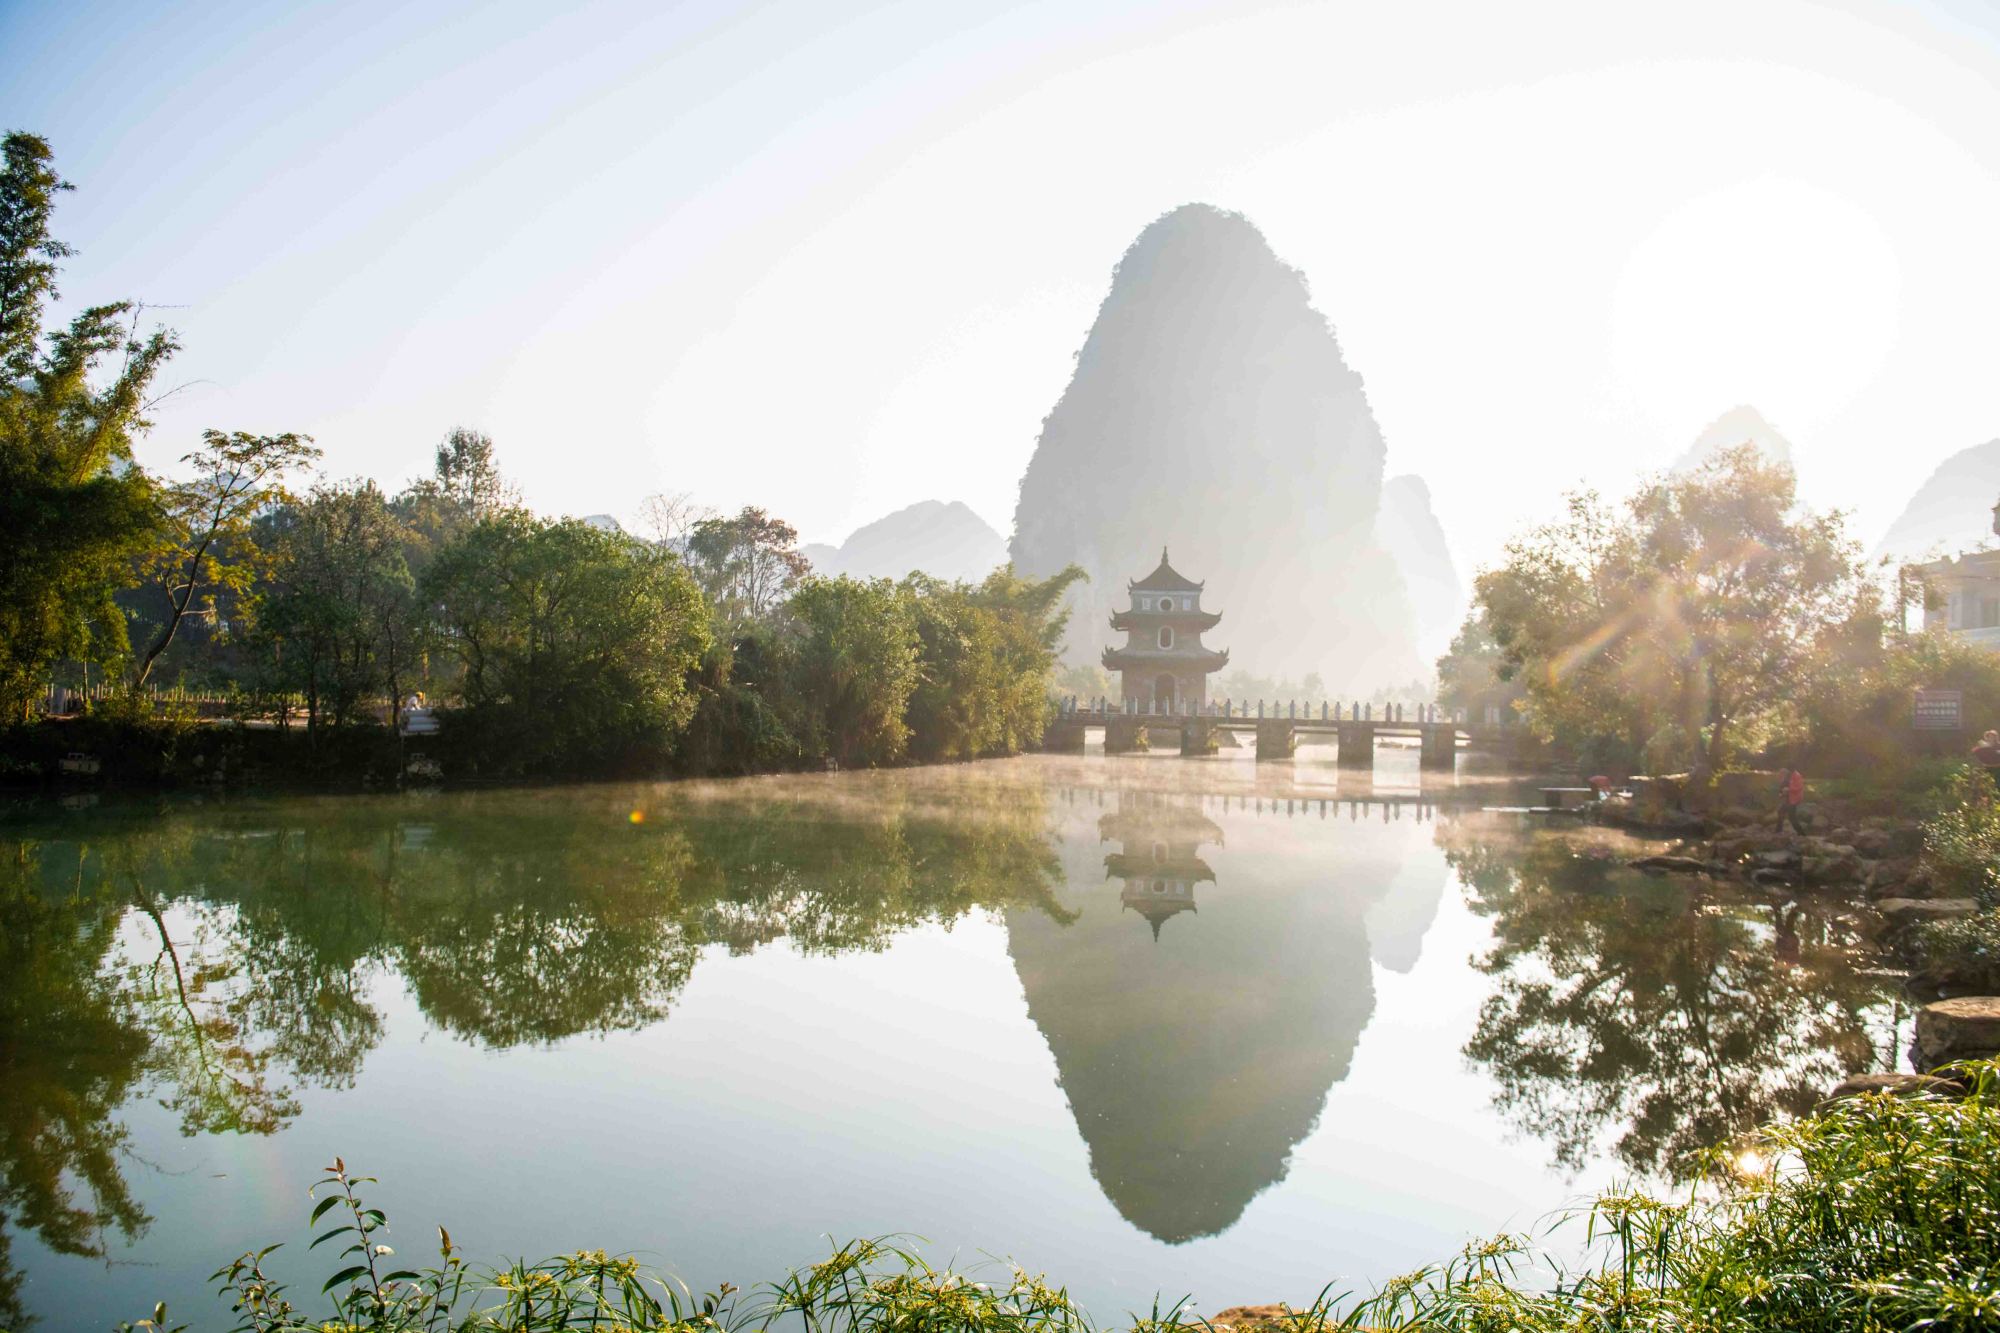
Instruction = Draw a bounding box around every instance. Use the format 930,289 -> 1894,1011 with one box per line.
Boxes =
8,0 -> 2000,577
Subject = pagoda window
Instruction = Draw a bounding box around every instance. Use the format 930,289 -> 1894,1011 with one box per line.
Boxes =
1159,626 -> 1175,649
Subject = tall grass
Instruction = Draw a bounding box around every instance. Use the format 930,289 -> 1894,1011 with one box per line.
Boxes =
123,1064 -> 2000,1333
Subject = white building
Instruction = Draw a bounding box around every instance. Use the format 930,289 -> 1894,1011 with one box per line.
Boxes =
1920,548 -> 2000,649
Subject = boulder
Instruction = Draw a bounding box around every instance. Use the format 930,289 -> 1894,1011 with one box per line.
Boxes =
1864,857 -> 1919,899
1800,848 -> 1863,884
1878,898 -> 1980,931
1753,849 -> 1800,870
1914,996 -> 2000,1069
1629,854 -> 1717,876
1210,1308 -> 1290,1333
1826,1071 -> 1963,1101
1853,828 -> 1892,859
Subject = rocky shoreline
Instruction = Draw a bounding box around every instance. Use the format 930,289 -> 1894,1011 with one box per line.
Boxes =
1581,772 -> 2000,1099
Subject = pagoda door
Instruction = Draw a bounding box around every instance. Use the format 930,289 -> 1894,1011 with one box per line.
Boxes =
1154,673 -> 1177,711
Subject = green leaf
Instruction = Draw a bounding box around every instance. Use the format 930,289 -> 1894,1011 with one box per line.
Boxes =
322,1265 -> 370,1293
310,1225 -> 354,1249
310,1194 -> 344,1224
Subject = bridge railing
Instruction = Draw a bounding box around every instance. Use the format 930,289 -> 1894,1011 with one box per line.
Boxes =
1052,695 -> 1488,724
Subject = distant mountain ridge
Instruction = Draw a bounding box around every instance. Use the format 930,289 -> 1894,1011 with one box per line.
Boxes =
1875,438 -> 2000,562
804,499 -> 1007,583
1672,405 -> 1793,473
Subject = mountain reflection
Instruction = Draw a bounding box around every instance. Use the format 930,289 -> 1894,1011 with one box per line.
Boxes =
0,771 -> 1912,1324
1438,814 -> 1900,1179
1005,787 -> 1446,1244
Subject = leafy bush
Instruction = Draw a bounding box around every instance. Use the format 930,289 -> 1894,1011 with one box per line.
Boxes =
1919,764 -> 2000,907
131,1065 -> 2000,1332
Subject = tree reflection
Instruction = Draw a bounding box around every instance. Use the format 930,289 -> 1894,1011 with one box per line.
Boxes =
0,777 -> 1067,1303
1441,816 -> 1895,1178
0,838 -> 149,1330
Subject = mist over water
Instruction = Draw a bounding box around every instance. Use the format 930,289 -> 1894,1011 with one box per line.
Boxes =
2,754 -> 1899,1328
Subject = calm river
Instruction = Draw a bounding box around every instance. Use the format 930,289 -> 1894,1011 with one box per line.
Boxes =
2,750 -> 1906,1328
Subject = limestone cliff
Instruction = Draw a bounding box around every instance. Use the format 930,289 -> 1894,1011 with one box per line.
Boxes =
1375,475 -> 1461,665
1010,205 -> 1421,693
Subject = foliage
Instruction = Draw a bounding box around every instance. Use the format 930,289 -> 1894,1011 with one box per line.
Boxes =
424,512 -> 711,773
1802,629 -> 2000,777
685,506 -> 810,630
673,631 -> 804,776
117,1066 -> 2000,1331
257,480 -> 422,733
1433,610 -> 1520,721
1472,447 -> 1870,772
1907,764 -> 2000,989
390,427 -> 517,570
783,576 -> 920,767
902,565 -> 1085,762
0,132 -> 175,718
131,430 -> 321,688
1918,763 -> 2000,907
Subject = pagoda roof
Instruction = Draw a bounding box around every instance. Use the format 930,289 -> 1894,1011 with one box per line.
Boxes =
1121,895 -> 1197,940
1102,645 -> 1229,672
1129,548 -> 1203,592
1111,607 -> 1221,631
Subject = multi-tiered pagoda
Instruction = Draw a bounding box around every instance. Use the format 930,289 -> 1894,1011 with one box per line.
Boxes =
1101,549 -> 1228,712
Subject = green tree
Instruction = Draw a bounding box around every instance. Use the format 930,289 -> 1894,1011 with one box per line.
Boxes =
902,564 -> 1085,762
260,479 -> 419,733
1435,609 -> 1522,722
0,133 -> 174,717
426,513 -> 711,771
1476,447 -> 1869,772
0,131 -> 72,378
131,429 -> 319,688
685,506 -> 810,629
784,576 -> 920,766
392,426 -> 515,569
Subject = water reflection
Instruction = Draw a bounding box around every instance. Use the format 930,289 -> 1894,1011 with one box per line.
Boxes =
1439,813 -> 1900,1178
0,779 -> 1069,1322
0,766 -> 1905,1328
1006,787 -> 1446,1243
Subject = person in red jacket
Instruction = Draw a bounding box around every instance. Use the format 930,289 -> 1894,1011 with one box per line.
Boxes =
1772,767 -> 1807,835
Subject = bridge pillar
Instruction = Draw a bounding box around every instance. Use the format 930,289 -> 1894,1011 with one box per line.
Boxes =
1182,717 -> 1218,756
1043,719 -> 1087,753
1419,723 -> 1457,771
1255,720 -> 1296,761
1105,717 -> 1149,754
1337,722 -> 1375,769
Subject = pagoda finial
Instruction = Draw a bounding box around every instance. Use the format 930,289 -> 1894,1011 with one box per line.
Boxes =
1160,546 -> 1169,567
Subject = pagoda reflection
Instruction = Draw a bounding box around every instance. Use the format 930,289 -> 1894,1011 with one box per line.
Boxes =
1006,787 -> 1445,1244
1100,796 -> 1221,939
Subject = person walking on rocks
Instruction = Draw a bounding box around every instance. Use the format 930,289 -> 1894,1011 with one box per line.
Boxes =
1772,766 -> 1807,835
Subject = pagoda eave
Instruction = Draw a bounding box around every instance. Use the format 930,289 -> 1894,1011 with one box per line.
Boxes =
1101,647 -> 1229,672
1109,609 -> 1222,632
